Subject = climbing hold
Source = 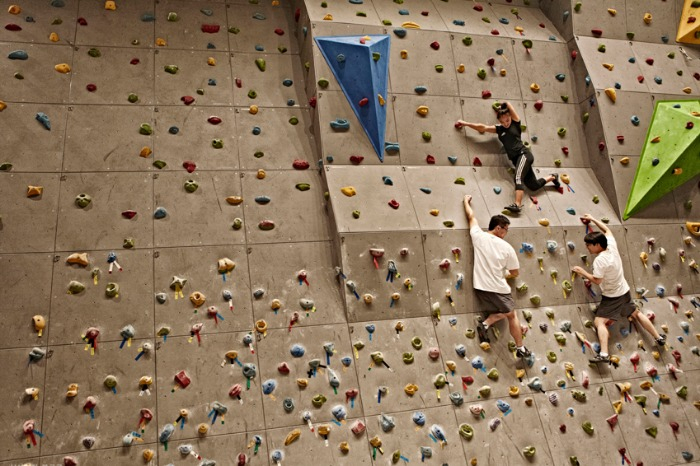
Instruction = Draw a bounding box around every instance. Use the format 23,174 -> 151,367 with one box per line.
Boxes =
35,113 -> 51,130
530,83 -> 540,93
154,207 -> 167,219
8,50 -> 28,60
259,220 -> 275,231
604,88 -> 617,103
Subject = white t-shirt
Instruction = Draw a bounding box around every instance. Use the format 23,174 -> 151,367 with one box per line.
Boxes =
470,225 -> 519,294
592,233 -> 629,298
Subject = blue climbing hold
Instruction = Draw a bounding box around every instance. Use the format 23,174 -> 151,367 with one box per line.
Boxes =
290,344 -> 305,357
208,79 -> 217,86
398,9 -> 409,15
447,156 -> 457,164
494,186 -> 502,194
287,99 -> 295,106
628,57 -> 636,63
566,207 -> 576,215
453,20 -> 465,26
252,13 -> 266,20
614,82 -> 621,89
654,76 -> 662,84
51,0 -> 65,6
141,13 -> 156,22
499,17 -> 509,24
252,126 -> 261,135
394,28 -> 407,38
382,176 -> 393,186
282,79 -> 293,87
330,119 -> 350,130
419,187 -> 431,194
584,76 -> 591,87
8,50 -> 28,60
255,196 -> 271,204
207,43 -> 216,49
262,379 -> 277,395
631,115 -> 640,126
341,356 -> 352,367
154,207 -> 167,219
414,85 -> 427,94
255,45 -> 265,51
326,155 -> 334,163
412,411 -> 426,426
169,126 -> 179,134
336,53 -> 346,63
384,143 -> 400,154
35,113 -> 51,130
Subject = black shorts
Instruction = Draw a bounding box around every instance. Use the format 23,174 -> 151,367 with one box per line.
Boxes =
595,291 -> 636,320
475,289 -> 515,314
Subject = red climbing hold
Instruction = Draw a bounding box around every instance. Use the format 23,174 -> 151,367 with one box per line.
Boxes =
421,11 -> 429,16
687,121 -> 694,129
426,155 -> 436,164
293,159 -> 310,170
490,29 -> 500,35
571,50 -> 578,60
562,147 -> 569,155
130,58 -> 140,65
207,116 -> 222,125
481,90 -> 492,99
637,75 -> 645,83
473,4 -> 483,11
487,57 -> 495,66
473,157 -> 482,166
539,23 -> 546,28
183,161 -> 197,173
78,17 -> 88,26
598,142 -> 606,152
358,97 -> 369,107
388,199 -> 400,209
274,28 -> 285,35
349,155 -> 364,165
235,77 -> 242,88
617,135 -> 625,143
201,24 -> 220,33
181,96 -> 195,105
591,28 -> 603,37
86,84 -> 97,92
5,24 -> 21,31
174,370 -> 191,389
688,16 -> 696,23
430,41 -> 440,50
645,58 -> 654,65
559,424 -> 566,433
693,72 -> 700,80
534,100 -> 543,111
309,97 -> 317,108
295,8 -> 301,22
122,210 -> 137,219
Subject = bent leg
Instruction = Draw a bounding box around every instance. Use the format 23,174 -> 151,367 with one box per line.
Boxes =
594,316 -> 611,354
483,312 -> 508,327
521,153 -> 547,191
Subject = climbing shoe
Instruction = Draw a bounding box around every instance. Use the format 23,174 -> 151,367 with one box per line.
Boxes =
655,334 -> 667,347
504,203 -> 522,213
551,173 -> 561,189
592,354 -> 610,363
515,346 -> 531,358
476,319 -> 490,343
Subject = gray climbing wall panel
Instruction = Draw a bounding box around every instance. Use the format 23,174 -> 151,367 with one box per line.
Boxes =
0,1 -> 699,466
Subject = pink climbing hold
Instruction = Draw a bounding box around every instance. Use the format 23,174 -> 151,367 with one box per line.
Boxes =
274,28 -> 285,35
181,96 -> 195,105
5,24 -> 21,31
358,97 -> 369,107
78,17 -> 88,26
591,28 -> 603,37
598,142 -> 606,151
539,23 -> 546,28
350,155 -> 364,165
201,24 -> 220,33
293,159 -> 309,170
562,147 -> 569,155
534,100 -> 543,111
617,135 -> 625,143
183,161 -> 197,173
430,41 -> 440,50
473,4 -> 483,11
481,90 -> 492,99
426,155 -> 436,164
388,199 -> 400,209
309,97 -> 317,108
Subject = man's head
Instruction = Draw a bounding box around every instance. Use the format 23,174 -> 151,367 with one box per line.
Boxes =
496,104 -> 512,128
488,215 -> 510,238
584,231 -> 607,253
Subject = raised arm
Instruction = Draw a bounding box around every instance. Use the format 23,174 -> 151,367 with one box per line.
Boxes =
582,213 -> 609,235
503,101 -> 520,122
455,120 -> 497,134
463,195 -> 479,229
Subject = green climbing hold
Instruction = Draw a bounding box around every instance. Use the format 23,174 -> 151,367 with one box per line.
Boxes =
318,78 -> 329,88
184,180 -> 199,193
278,46 -> 287,53
196,88 -> 204,96
352,210 -> 360,219
0,163 -> 12,171
14,72 -> 24,80
67,280 -> 86,294
522,446 -> 536,458
87,48 -> 101,57
357,11 -> 367,17
597,44 -> 606,53
289,117 -> 299,125
422,131 -> 432,141
167,12 -> 178,21
684,200 -> 692,210
530,295 -> 541,306
482,16 -> 490,23
454,177 -> 465,185
255,58 -> 266,71
228,27 -> 240,34
232,218 -> 243,230
153,160 -> 167,169
486,368 -> 499,381
212,139 -> 224,149
372,52 -> 380,61
557,127 -> 567,137
462,36 -> 473,46
561,95 -> 569,103
645,426 -> 657,438
574,2 -> 582,12
164,65 -> 179,74
435,65 -> 444,72
582,112 -> 589,123
128,93 -> 139,103
254,151 -> 264,158
581,421 -> 594,435
626,32 -> 635,40
411,336 -> 422,350
546,351 -> 557,363
295,183 -> 311,191
382,19 -> 392,25
443,220 -> 455,228
477,68 -> 486,80
459,424 -> 474,440
248,90 -> 257,99
402,352 -> 414,364
139,123 -> 153,135
592,195 -> 599,204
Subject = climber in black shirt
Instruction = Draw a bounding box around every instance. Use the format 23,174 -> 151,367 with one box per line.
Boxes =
456,101 -> 560,213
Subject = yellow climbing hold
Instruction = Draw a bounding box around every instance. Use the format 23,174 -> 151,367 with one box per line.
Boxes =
457,64 -> 465,73
416,106 -> 429,116
509,386 -> 520,397
284,428 -> 301,446
643,12 -> 652,24
605,88 -> 617,103
400,50 -> 408,59
683,87 -> 693,94
480,342 -> 491,351
55,63 -> 71,73
323,14 -> 333,21
608,8 -> 617,15
561,173 -> 570,184
500,68 -> 507,76
538,218 -> 550,227
143,450 -> 154,462
139,146 -> 152,158
156,38 -> 167,46
104,1 -> 116,10
249,105 -> 259,114
404,383 -> 418,396
207,57 -> 216,66
402,21 -> 421,28
341,186 -> 357,197
602,63 -> 614,71
0,101 -> 6,112
430,209 -> 439,216
530,83 -> 540,93
8,5 -> 21,14
27,186 -> 43,197
49,32 -> 59,42
256,169 -> 266,179
514,26 -> 524,34
378,94 -> 385,106
687,222 -> 700,237
226,196 -> 244,205
620,157 -> 630,165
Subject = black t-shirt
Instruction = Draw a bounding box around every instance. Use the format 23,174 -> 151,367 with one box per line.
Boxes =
496,120 -> 526,161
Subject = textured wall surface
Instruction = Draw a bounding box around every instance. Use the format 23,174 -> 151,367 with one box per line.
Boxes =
0,0 -> 698,465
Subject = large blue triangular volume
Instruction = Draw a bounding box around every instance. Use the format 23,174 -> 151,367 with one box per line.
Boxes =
315,35 -> 390,162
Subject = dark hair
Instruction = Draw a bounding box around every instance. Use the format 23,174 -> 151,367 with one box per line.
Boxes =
584,232 -> 607,249
488,215 -> 510,231
496,103 -> 509,117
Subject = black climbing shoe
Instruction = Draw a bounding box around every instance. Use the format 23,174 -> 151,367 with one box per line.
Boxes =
476,320 -> 490,343
504,203 -> 522,213
656,334 -> 667,347
551,173 -> 561,189
593,354 -> 610,363
515,346 -> 531,358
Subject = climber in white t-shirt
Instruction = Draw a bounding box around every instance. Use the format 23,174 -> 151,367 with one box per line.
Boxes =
463,195 -> 531,358
571,214 -> 666,363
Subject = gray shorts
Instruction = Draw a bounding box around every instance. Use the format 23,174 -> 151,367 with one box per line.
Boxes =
475,289 -> 515,314
595,291 -> 636,320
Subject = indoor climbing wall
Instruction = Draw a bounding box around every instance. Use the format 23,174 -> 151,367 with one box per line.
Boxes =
0,1 -> 699,466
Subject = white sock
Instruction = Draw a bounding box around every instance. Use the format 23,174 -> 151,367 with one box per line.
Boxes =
599,352 -> 608,358
482,322 -> 489,330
